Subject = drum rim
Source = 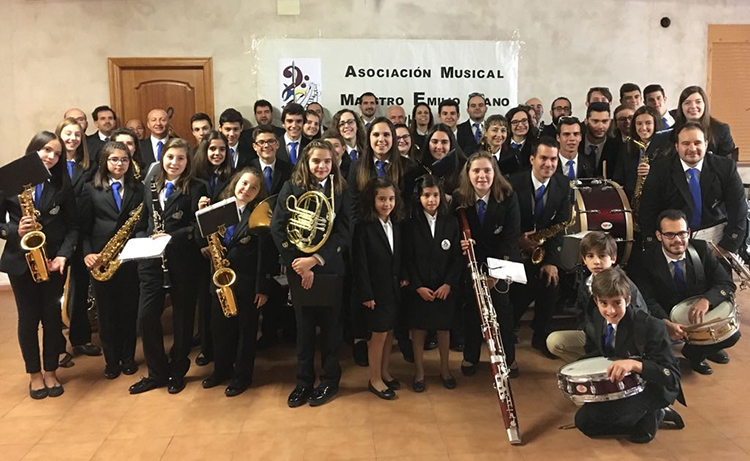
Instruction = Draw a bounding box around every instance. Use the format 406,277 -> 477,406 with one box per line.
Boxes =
561,384 -> 645,404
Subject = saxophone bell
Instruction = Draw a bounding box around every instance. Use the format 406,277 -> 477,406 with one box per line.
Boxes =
18,184 -> 50,283
208,229 -> 238,317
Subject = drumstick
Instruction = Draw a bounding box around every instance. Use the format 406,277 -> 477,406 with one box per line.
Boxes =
602,160 -> 607,179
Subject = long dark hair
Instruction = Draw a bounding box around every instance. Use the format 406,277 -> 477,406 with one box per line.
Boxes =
409,102 -> 434,134
290,139 -> 347,192
394,123 -> 419,159
331,109 -> 366,154
92,141 -> 138,190
154,138 -> 194,194
674,85 -> 720,145
25,131 -> 66,189
418,123 -> 465,194
411,173 -> 448,219
360,176 -> 403,223
110,127 -> 144,169
356,117 -> 404,192
218,167 -> 268,209
192,131 -> 232,183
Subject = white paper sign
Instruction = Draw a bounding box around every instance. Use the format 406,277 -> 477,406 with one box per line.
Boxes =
487,257 -> 527,285
119,235 -> 172,262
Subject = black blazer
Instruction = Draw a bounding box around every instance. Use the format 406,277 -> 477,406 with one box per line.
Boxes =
639,153 -> 747,252
555,153 -> 596,179
0,179 -> 79,276
86,133 -> 107,165
270,180 -> 353,276
275,136 -> 310,166
349,155 -> 420,222
339,152 -> 353,182
231,141 -> 257,171
79,180 -> 145,255
500,139 -> 533,176
633,240 -> 735,320
509,170 -> 572,267
139,137 -> 169,166
611,141 -> 666,200
583,306 -> 682,408
67,162 -> 95,199
575,272 -> 648,331
403,211 -> 462,291
352,219 -> 402,306
456,120 -> 479,152
578,135 -> 619,178
452,191 -> 521,266
249,158 -> 293,196
650,121 -> 735,159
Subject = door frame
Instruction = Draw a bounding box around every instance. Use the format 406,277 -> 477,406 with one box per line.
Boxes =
108,57 -> 215,123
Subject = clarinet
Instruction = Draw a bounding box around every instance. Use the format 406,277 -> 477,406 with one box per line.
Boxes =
150,181 -> 172,289
458,207 -> 521,445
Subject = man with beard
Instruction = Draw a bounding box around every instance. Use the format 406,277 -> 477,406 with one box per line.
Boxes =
541,96 -> 572,138
580,102 -> 619,177
87,105 -> 117,163
358,92 -> 379,129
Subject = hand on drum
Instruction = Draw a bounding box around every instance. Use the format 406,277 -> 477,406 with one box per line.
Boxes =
607,359 -> 642,383
460,238 -> 475,254
688,298 -> 710,324
519,231 -> 541,253
540,264 -> 559,287
663,319 -> 687,341
636,162 -> 650,177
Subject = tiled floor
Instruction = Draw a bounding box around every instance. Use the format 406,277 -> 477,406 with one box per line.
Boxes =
0,289 -> 748,460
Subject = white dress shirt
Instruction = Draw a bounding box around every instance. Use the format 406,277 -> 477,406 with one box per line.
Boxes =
424,210 -> 437,238
380,217 -> 394,253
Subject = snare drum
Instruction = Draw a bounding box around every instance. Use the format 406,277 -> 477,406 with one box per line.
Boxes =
557,356 -> 645,404
670,297 -> 740,345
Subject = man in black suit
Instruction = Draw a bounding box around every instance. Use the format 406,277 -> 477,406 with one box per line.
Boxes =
86,106 -> 117,164
540,96 -> 572,138
639,122 -> 747,255
219,108 -> 255,170
644,84 -> 675,129
556,116 -> 595,179
189,112 -> 213,145
509,137 -> 571,357
580,102 -> 619,178
456,92 -> 487,153
438,99 -> 460,140
139,109 -> 170,166
619,83 -> 643,110
358,92 -> 379,129
253,99 -> 286,138
276,103 -> 308,166
634,209 -> 740,375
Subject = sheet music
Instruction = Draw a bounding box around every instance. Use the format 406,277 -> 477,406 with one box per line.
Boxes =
487,258 -> 528,285
692,222 -> 727,245
119,235 -> 172,261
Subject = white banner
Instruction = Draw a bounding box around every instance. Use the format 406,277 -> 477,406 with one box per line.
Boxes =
254,39 -> 520,120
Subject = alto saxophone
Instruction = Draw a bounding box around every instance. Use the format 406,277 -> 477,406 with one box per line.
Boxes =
627,137 -> 649,232
207,226 -> 238,317
90,203 -> 144,281
18,184 -> 50,283
525,185 -> 578,265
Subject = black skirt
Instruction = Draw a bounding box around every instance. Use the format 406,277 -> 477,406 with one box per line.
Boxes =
364,302 -> 398,333
407,290 -> 456,330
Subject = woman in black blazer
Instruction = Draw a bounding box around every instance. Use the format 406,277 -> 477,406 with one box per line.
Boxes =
453,151 -> 521,377
80,141 -> 143,379
404,175 -> 462,392
271,139 -> 352,408
192,131 -> 233,366
128,138 -> 208,395
675,86 -> 735,158
56,117 -> 100,363
199,168 -> 272,397
416,124 -> 466,200
501,106 -> 534,176
0,131 -> 78,399
613,105 -> 664,201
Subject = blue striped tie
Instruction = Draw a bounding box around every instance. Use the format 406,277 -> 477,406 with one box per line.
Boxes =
534,185 -> 545,222
473,123 -> 482,143
687,168 -> 702,229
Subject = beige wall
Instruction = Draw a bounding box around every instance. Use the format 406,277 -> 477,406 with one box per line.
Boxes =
2,0 -> 750,163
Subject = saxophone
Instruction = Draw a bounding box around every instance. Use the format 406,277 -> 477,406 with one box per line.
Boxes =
18,184 -> 50,283
524,184 -> 577,265
627,137 -> 649,232
207,226 -> 238,317
90,203 -> 144,281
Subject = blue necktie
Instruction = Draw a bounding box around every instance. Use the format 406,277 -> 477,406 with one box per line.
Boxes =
66,160 -> 75,179
473,123 -> 482,143
511,141 -> 521,150
349,148 -> 357,162
672,260 -> 687,295
566,160 -> 575,179
365,122 -> 371,130
687,168 -> 702,229
111,182 -> 122,211
209,174 -> 217,194
662,117 -> 669,128
289,142 -> 299,165
224,224 -> 235,245
534,184 -> 546,222
264,166 -> 273,192
156,141 -> 164,161
477,199 -> 486,225
229,148 -> 236,168
34,184 -> 43,207
603,324 -> 615,354
165,182 -> 175,200
375,160 -> 386,177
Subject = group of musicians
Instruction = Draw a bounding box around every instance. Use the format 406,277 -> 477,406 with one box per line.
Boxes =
0,83 -> 745,444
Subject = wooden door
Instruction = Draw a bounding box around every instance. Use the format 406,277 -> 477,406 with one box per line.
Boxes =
108,58 -> 214,143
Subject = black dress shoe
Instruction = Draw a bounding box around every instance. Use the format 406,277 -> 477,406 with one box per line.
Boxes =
508,364 -> 520,379
29,384 -> 48,400
58,352 -> 75,368
441,375 -> 457,389
288,385 -> 313,408
398,340 -> 415,363
661,407 -> 685,429
630,410 -> 658,444
689,359 -> 713,375
104,366 -> 121,380
450,343 -> 465,352
353,341 -> 369,367
167,377 -> 186,394
73,343 -> 102,356
424,337 -> 438,351
308,385 -> 338,407
368,381 -> 396,400
195,352 -> 213,367
461,363 -> 476,376
202,374 -> 228,389
225,379 -> 250,397
384,378 -> 401,390
47,383 -> 64,398
129,377 -> 165,394
412,379 -> 426,393
706,350 -> 730,364
121,359 -> 138,376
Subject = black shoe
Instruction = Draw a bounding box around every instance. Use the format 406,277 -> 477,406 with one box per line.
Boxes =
449,343 -> 465,352
630,412 -> 658,444
73,343 -> 102,356
412,379 -> 426,393
661,407 -> 685,429
308,385 -> 338,407
424,337 -> 438,351
104,366 -> 121,380
195,352 -> 213,367
706,350 -> 730,364
288,385 -> 313,408
29,384 -> 48,400
531,339 -> 558,360
47,383 -> 64,398
689,358 -> 713,375
191,334 -> 201,348
368,381 -> 396,400
353,341 -> 369,367
441,374 -> 457,389
384,378 -> 401,390
225,379 -> 250,397
398,339 -> 415,363
461,363 -> 476,376
129,377 -> 165,394
121,359 -> 138,376
202,374 -> 228,389
508,362 -> 520,379
167,377 -> 186,394
58,352 -> 75,368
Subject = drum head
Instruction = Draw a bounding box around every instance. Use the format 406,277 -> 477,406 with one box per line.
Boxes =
559,356 -> 612,377
671,298 -> 734,325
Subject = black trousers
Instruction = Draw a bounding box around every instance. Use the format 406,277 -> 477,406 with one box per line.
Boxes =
91,262 -> 139,369
211,284 -> 259,385
576,389 -> 665,438
682,331 -> 741,361
463,280 -> 516,367
137,253 -> 199,382
260,279 -> 295,340
196,257 -> 213,358
9,271 -> 64,373
510,261 -> 560,343
67,250 -> 92,347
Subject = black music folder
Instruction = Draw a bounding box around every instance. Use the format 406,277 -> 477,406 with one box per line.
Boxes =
195,197 -> 241,238
287,271 -> 343,309
0,154 -> 51,196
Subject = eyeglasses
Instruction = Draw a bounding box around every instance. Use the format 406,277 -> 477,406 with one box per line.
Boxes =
254,139 -> 279,147
553,106 -> 572,114
107,157 -> 130,165
660,231 -> 689,240
510,118 -> 529,126
396,134 -> 411,142
468,92 -> 486,100
338,119 -> 356,127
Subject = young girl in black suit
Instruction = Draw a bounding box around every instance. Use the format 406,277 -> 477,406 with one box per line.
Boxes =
80,141 -> 143,379
199,168 -> 272,397
128,138 -> 208,395
271,139 -> 352,408
0,132 -> 78,398
192,131 -> 233,367
110,128 -> 146,181
405,175 -> 462,392
454,151 -> 521,378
